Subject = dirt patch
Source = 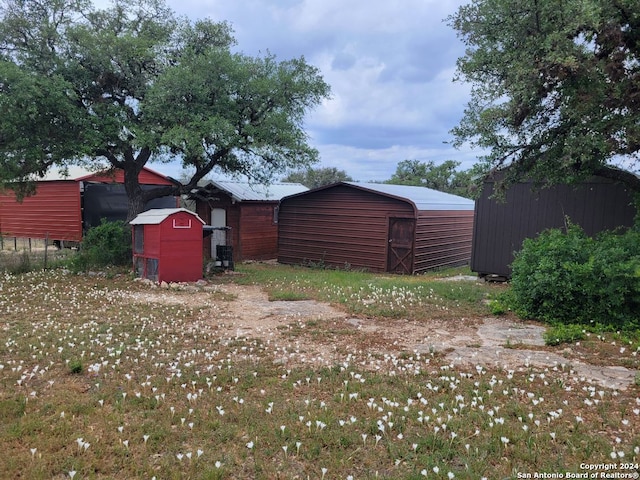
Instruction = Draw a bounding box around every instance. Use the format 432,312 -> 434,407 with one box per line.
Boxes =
126,283 -> 638,390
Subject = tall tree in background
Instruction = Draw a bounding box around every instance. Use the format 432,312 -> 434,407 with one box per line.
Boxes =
385,159 -> 478,198
0,0 -> 330,219
282,167 -> 353,189
448,0 -> 640,192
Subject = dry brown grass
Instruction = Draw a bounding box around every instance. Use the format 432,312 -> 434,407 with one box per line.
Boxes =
0,266 -> 638,479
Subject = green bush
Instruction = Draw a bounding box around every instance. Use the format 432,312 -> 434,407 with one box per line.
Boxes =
510,223 -> 640,330
543,323 -> 586,346
68,358 -> 83,375
72,220 -> 132,271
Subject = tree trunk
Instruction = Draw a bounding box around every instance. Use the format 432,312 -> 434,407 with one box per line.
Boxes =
126,188 -> 146,223
123,167 -> 146,223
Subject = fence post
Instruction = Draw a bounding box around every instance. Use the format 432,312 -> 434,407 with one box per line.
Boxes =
44,233 -> 48,270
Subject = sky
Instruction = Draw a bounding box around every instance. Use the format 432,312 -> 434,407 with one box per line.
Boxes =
106,0 -> 479,183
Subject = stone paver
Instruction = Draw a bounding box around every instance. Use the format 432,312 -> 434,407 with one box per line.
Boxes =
412,317 -> 636,390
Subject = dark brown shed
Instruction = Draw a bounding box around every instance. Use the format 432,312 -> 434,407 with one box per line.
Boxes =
277,182 -> 475,274
471,173 -> 637,279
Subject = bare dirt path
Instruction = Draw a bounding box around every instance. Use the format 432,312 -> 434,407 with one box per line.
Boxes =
132,282 -> 638,389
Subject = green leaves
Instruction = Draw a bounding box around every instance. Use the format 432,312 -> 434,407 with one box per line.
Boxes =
448,0 -> 640,189
282,167 -> 353,189
0,0 -> 330,217
510,223 -> 640,330
0,61 -> 89,192
384,159 -> 484,198
142,46 -> 329,184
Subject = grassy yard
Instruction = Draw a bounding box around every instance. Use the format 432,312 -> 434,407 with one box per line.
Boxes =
0,263 -> 638,479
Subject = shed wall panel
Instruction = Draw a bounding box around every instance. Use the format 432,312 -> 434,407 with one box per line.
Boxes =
237,203 -> 278,260
414,210 -> 474,273
471,177 -> 637,278
278,186 -> 413,272
156,214 -> 202,283
143,225 -> 161,256
0,182 -> 82,242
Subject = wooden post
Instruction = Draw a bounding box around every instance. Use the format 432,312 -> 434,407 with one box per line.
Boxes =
14,237 -> 17,250
28,238 -> 32,252
44,233 -> 48,270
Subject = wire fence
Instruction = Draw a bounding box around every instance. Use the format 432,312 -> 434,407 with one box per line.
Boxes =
0,236 -> 77,272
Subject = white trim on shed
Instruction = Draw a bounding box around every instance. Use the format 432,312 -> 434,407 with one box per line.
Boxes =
129,208 -> 206,225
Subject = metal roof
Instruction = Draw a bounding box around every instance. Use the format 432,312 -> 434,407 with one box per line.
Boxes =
345,182 -> 475,211
196,180 -> 308,201
36,165 -> 108,181
129,208 -> 205,225
35,165 -> 171,183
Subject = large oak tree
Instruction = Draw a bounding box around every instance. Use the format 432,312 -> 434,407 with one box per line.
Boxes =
448,0 -> 640,192
0,0 -> 330,219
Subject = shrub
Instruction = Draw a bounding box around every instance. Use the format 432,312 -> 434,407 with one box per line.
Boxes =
68,359 -> 83,374
543,324 -> 586,346
72,220 -> 132,271
510,223 -> 640,330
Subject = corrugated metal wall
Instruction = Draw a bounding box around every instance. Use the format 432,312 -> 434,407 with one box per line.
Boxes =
239,203 -> 279,260
195,195 -> 280,261
471,176 -> 637,278
0,181 -> 83,242
414,210 -> 474,272
279,185 -> 414,271
0,167 -> 174,244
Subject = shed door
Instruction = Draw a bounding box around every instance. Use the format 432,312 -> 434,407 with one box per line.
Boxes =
387,217 -> 415,274
211,208 -> 227,257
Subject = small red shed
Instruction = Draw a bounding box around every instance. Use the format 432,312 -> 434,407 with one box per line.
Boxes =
129,208 -> 205,283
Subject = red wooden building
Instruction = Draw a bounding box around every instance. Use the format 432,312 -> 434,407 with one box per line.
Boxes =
0,166 -> 175,245
130,208 -> 205,283
191,181 -> 308,262
278,182 -> 475,274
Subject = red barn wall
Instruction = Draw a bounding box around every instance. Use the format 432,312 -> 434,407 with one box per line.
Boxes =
0,181 -> 82,242
0,167 -> 173,244
278,184 -> 475,274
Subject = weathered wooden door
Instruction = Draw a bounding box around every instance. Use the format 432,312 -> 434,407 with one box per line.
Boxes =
387,217 -> 415,274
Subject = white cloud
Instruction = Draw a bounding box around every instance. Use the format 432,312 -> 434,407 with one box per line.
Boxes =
93,0 -> 478,182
